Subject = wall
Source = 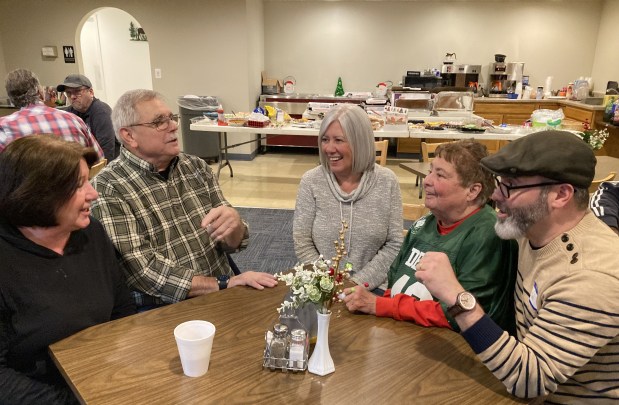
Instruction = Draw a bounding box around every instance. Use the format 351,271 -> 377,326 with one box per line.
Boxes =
264,0 -> 605,95
0,29 -> 6,94
591,0 -> 619,95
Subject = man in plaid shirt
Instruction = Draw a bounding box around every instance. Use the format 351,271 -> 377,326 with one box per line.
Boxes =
91,89 -> 277,310
0,68 -> 104,158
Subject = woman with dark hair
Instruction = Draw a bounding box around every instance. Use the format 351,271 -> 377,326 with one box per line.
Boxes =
0,136 -> 135,404
343,140 -> 518,334
293,104 -> 403,292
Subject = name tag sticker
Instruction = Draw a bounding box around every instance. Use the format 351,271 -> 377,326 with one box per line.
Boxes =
528,282 -> 539,312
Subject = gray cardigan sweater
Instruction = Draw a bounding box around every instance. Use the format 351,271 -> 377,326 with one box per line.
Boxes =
293,164 -> 403,290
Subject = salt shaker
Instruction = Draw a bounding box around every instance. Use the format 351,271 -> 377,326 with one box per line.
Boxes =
269,324 -> 288,369
288,329 -> 307,369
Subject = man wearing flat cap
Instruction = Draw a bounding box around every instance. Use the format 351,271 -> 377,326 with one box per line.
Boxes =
58,74 -> 119,161
415,130 -> 619,403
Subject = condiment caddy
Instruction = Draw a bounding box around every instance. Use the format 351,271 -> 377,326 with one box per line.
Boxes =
262,320 -> 310,372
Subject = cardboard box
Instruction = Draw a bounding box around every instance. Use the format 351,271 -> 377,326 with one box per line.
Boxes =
261,71 -> 282,94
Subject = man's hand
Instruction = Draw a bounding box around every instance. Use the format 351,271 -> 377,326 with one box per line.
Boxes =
201,206 -> 246,249
415,252 -> 485,331
343,284 -> 376,314
414,252 -> 463,306
229,271 -> 278,290
188,271 -> 278,297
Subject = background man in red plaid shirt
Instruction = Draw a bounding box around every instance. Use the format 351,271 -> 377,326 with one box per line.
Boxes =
0,68 -> 103,159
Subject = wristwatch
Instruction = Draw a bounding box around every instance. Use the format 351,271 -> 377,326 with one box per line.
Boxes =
217,275 -> 230,290
447,291 -> 477,318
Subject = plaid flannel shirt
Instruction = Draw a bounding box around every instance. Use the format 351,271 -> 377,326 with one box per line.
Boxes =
91,148 -> 248,307
0,103 -> 104,158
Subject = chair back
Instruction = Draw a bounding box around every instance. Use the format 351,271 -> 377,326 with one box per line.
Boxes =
589,172 -> 616,194
375,140 -> 388,166
421,141 -> 451,163
402,203 -> 430,236
89,158 -> 108,179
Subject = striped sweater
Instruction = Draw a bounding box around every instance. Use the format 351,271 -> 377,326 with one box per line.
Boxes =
462,211 -> 619,404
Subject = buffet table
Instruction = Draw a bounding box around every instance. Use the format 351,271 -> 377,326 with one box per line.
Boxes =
189,121 -> 524,177
49,282 -> 525,404
189,122 -> 410,177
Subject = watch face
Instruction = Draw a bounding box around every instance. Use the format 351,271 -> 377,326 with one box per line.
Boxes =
459,292 -> 476,310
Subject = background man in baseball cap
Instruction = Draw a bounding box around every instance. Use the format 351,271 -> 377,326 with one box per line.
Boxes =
414,130 -> 619,402
58,74 -> 119,161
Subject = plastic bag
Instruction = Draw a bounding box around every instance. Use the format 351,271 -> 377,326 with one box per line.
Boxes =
531,108 -> 564,128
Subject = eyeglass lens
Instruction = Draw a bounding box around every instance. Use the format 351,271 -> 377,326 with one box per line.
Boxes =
155,114 -> 179,131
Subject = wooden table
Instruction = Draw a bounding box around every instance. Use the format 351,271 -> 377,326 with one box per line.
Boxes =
49,283 -> 524,404
400,155 -> 619,198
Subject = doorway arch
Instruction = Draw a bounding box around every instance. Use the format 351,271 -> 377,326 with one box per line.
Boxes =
76,7 -> 153,107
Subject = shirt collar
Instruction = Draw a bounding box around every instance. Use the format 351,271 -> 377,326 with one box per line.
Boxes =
120,147 -> 179,175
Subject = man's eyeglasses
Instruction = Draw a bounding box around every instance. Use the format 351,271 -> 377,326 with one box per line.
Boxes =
127,114 -> 179,132
494,177 -> 560,199
65,87 -> 89,97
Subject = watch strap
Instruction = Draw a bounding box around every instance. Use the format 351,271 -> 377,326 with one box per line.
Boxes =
447,291 -> 476,318
217,275 -> 230,290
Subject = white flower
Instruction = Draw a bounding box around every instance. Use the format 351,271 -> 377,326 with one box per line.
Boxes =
275,256 -> 353,314
307,285 -> 321,302
319,276 -> 334,292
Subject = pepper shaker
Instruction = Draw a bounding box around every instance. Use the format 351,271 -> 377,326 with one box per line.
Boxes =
269,324 -> 288,369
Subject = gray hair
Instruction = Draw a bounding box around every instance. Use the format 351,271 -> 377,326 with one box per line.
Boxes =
573,187 -> 590,210
317,104 -> 375,173
112,89 -> 163,144
5,69 -> 41,108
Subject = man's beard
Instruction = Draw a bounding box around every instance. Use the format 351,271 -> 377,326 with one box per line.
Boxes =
495,189 -> 550,240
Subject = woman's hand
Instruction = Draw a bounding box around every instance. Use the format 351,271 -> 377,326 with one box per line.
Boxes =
343,284 -> 376,314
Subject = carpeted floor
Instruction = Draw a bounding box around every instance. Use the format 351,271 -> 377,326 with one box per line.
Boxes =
230,207 -> 298,274
229,207 -> 415,275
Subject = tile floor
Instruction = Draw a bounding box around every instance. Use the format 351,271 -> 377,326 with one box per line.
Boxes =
211,148 -> 424,209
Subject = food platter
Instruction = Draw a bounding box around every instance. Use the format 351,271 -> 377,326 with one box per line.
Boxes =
458,125 -> 486,133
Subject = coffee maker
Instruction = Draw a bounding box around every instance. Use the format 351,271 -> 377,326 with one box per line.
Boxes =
488,54 -> 524,98
441,64 -> 481,92
489,54 -> 508,98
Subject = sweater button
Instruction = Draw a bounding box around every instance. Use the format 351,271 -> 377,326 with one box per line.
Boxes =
570,253 -> 579,264
566,243 -> 574,251
561,234 -> 569,243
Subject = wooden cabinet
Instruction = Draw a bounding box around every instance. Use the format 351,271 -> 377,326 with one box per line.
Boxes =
473,102 -> 538,126
563,105 -> 595,124
473,100 -> 601,128
397,137 -> 453,154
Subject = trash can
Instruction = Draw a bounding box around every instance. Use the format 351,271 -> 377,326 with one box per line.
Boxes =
177,95 -> 220,161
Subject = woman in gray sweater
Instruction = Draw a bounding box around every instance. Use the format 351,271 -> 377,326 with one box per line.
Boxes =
293,104 -> 403,292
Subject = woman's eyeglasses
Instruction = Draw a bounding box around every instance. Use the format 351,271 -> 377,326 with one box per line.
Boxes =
128,114 -> 179,132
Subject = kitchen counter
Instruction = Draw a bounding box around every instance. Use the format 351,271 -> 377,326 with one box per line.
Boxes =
474,97 -> 606,111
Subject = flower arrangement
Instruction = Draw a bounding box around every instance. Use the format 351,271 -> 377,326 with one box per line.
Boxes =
574,128 -> 610,150
276,221 -> 352,315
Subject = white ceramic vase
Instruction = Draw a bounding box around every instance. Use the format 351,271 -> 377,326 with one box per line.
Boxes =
307,310 -> 335,376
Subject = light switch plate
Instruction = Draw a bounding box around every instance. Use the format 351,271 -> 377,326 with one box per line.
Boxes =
154,68 -> 162,79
